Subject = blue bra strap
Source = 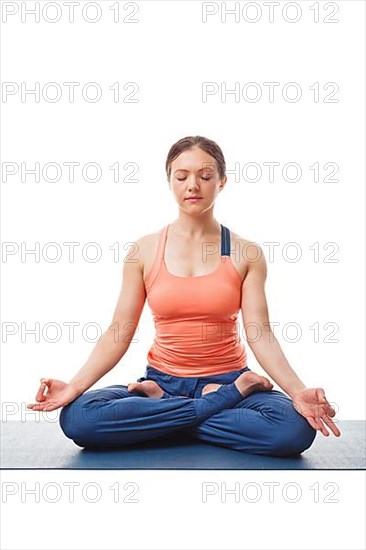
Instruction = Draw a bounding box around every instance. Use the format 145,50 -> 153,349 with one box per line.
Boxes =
220,224 -> 230,256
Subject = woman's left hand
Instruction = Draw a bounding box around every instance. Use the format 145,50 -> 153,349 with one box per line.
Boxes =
291,387 -> 341,437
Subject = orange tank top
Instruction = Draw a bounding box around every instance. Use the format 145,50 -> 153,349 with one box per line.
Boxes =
144,224 -> 247,377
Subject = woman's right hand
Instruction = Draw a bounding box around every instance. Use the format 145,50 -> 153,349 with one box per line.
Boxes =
27,378 -> 80,412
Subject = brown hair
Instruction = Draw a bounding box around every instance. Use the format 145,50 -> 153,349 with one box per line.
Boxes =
165,136 -> 226,181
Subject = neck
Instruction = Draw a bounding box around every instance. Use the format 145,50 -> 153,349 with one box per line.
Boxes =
170,212 -> 220,239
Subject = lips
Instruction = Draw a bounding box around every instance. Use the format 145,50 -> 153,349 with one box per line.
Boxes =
185,197 -> 202,200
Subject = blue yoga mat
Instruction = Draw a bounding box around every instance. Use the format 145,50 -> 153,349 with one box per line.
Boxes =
1,420 -> 365,470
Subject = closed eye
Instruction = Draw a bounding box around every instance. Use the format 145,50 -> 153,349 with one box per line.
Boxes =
177,177 -> 211,181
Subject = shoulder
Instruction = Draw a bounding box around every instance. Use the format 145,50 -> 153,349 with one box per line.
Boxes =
230,229 -> 265,261
230,229 -> 267,281
127,226 -> 164,272
135,227 -> 164,252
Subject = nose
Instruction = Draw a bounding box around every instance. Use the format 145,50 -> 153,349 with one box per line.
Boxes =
187,177 -> 201,191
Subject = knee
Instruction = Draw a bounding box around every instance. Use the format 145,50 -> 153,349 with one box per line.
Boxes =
59,402 -> 74,439
59,398 -> 96,446
290,415 -> 317,454
274,413 -> 317,456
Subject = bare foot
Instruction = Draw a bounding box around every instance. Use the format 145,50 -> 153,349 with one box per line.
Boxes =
127,380 -> 164,399
201,383 -> 222,396
235,371 -> 274,398
202,372 -> 274,398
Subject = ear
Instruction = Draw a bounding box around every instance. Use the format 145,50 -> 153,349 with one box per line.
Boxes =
219,175 -> 227,190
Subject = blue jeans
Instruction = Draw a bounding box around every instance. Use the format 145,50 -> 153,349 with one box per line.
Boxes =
59,365 -> 317,456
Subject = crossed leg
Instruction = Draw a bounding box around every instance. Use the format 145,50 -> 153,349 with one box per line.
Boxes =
60,376 -> 316,455
59,380 -> 247,449
182,389 -> 317,456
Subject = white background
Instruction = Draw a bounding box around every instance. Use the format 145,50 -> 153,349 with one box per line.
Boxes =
1,1 -> 365,549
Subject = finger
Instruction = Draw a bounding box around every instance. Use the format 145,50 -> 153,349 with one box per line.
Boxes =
324,402 -> 336,417
313,408 -> 331,436
316,387 -> 327,404
305,416 -> 329,436
311,410 -> 332,436
320,413 -> 341,437
27,403 -> 45,411
319,402 -> 339,426
35,383 -> 48,402
318,418 -> 330,436
27,401 -> 59,412
39,402 -> 60,412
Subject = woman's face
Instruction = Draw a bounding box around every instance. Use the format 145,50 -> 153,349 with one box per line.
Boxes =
168,146 -> 227,214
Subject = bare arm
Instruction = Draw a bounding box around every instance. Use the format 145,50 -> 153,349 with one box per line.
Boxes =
68,239 -> 147,396
240,244 -> 307,399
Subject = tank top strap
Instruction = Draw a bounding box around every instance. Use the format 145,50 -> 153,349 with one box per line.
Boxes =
144,225 -> 168,293
145,224 -> 231,293
221,224 -> 231,256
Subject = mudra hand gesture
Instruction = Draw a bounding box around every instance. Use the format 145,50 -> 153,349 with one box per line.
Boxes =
291,387 -> 341,437
27,378 -> 79,412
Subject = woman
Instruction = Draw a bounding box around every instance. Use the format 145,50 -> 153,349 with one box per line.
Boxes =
27,136 -> 341,456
